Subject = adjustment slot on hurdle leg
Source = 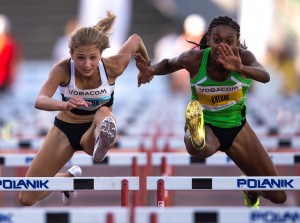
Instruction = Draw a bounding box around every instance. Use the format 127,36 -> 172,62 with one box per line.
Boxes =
150,212 -> 158,223
106,212 -> 114,223
131,156 -> 140,207
157,179 -> 165,209
121,179 -> 129,207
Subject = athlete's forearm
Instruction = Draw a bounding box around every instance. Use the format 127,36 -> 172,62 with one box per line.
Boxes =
152,59 -> 180,76
35,95 -> 67,111
240,65 -> 270,83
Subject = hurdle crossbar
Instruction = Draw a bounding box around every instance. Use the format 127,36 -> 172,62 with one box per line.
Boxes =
0,153 -> 147,167
1,206 -> 300,223
0,207 -> 129,223
152,152 -> 300,166
3,135 -> 300,149
0,177 -> 139,191
135,206 -> 300,223
1,152 -> 300,167
147,176 -> 299,190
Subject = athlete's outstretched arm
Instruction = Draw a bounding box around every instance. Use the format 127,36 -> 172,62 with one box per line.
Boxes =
136,51 -> 190,87
106,34 -> 151,80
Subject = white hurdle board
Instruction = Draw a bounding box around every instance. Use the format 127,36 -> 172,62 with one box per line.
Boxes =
0,177 -> 139,191
2,135 -> 300,150
0,207 -> 128,223
0,153 -> 147,167
0,205 -> 299,223
147,176 -> 299,190
152,152 -> 300,166
0,152 -> 299,167
159,136 -> 300,150
135,206 -> 300,223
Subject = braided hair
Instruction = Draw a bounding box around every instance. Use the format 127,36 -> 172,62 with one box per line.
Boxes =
186,16 -> 247,50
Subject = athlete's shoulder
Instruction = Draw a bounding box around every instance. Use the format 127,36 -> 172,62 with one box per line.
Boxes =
238,48 -> 258,65
238,48 -> 254,59
52,58 -> 71,73
49,59 -> 71,85
179,49 -> 203,62
183,49 -> 204,56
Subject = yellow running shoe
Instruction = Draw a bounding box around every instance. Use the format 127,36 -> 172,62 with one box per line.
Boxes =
243,191 -> 260,208
185,100 -> 205,150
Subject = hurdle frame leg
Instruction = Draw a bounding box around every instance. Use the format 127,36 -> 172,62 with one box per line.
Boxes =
121,179 -> 129,207
157,179 -> 165,209
150,212 -> 158,223
106,212 -> 114,223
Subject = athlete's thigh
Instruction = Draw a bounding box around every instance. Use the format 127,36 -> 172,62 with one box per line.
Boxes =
226,122 -> 279,177
25,125 -> 75,177
81,108 -> 116,154
184,125 -> 220,158
80,121 -> 96,155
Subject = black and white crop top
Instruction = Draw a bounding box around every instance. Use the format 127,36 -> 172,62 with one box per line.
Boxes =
59,59 -> 115,115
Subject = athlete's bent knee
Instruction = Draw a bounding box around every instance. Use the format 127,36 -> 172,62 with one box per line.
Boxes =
186,144 -> 208,157
19,192 -> 36,206
269,192 -> 287,204
186,147 -> 201,157
96,106 -> 111,116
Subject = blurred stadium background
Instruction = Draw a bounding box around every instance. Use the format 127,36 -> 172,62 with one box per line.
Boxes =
1,0 -> 300,210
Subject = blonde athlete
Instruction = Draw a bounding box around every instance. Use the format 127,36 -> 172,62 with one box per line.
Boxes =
19,11 -> 151,206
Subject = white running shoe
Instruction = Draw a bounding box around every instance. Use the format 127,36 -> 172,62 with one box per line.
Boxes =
93,117 -> 117,162
61,165 -> 82,206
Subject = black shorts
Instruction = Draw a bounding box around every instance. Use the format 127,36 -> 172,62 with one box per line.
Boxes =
184,118 -> 246,152
206,118 -> 246,151
54,117 -> 92,151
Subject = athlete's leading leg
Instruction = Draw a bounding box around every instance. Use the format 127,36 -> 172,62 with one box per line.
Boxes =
184,100 -> 220,158
19,125 -> 75,206
227,122 -> 287,205
80,106 -> 117,162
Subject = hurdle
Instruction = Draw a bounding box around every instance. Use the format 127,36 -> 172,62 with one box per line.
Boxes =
3,134 -> 300,150
152,152 -> 300,166
0,207 -> 129,223
21,202 -> 299,223
135,206 -> 300,223
1,152 -> 298,207
0,177 -> 138,207
1,151 -> 300,167
147,176 -> 299,191
0,152 -> 152,206
155,135 -> 300,151
146,176 -> 299,208
0,153 -> 147,167
152,152 -> 300,207
0,152 -> 299,208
